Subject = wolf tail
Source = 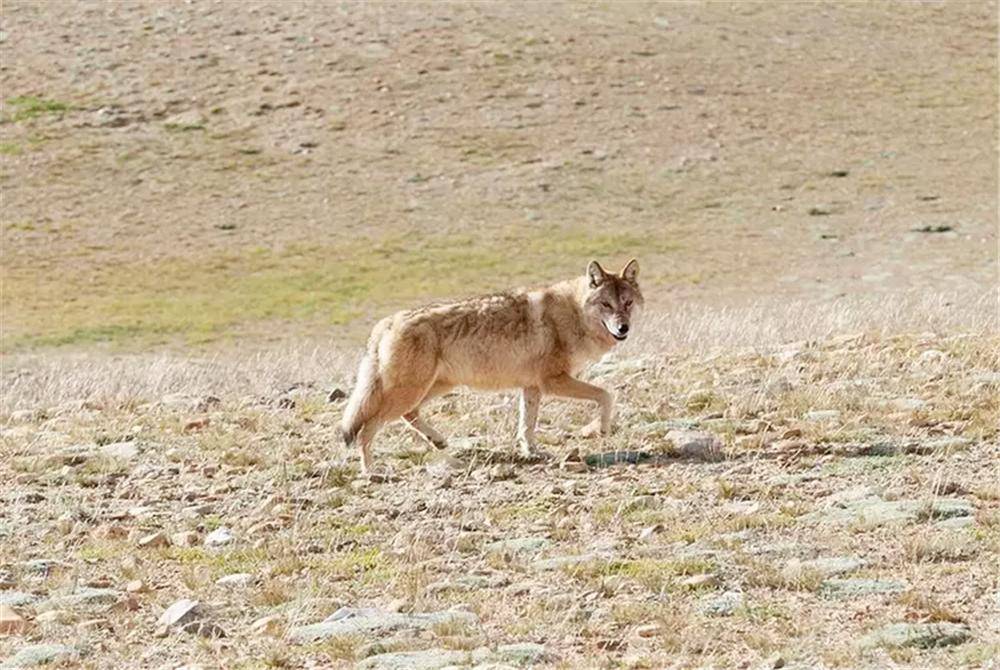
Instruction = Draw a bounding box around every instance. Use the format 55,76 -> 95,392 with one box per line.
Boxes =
341,326 -> 386,446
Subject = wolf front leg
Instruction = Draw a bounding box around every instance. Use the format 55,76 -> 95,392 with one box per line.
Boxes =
541,374 -> 613,437
517,386 -> 541,457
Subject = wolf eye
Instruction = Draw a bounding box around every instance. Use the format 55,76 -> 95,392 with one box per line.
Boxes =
602,301 -> 613,309
623,300 -> 632,309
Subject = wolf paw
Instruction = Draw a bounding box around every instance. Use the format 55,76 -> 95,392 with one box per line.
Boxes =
579,420 -> 609,439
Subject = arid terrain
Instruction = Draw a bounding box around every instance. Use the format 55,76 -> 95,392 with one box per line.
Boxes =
1,1 -> 998,669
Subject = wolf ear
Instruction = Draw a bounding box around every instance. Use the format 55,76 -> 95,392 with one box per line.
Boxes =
587,260 -> 607,288
621,258 -> 639,284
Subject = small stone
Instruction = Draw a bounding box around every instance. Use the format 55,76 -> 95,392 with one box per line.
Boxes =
181,620 -> 226,638
860,622 -> 971,649
785,556 -> 865,578
0,591 -> 38,607
664,430 -> 725,462
701,590 -> 743,616
636,623 -> 662,638
356,649 -> 468,669
638,524 -> 663,541
484,537 -> 550,554
0,604 -> 29,634
494,642 -> 550,665
77,618 -> 110,632
249,614 -> 283,636
157,598 -> 201,628
805,409 -> 841,422
327,388 -> 348,402
99,441 -> 140,460
35,610 -> 70,624
289,607 -> 478,643
204,527 -> 235,547
808,205 -> 832,216
183,417 -> 210,432
125,580 -> 146,594
935,516 -> 974,530
171,530 -> 200,546
215,573 -> 256,587
884,397 -> 926,412
138,531 -> 170,549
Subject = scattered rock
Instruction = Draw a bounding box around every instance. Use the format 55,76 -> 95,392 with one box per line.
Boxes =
204,527 -> 235,547
181,620 -> 226,638
171,530 -> 200,546
35,610 -> 70,624
701,590 -> 743,616
249,614 -> 283,636
99,441 -> 140,460
638,524 -> 663,541
530,553 -> 604,572
183,417 -> 210,432
883,397 -> 926,412
636,623 -> 662,638
664,430 -> 725,462
4,644 -> 87,667
785,556 -> 865,578
41,587 -> 120,610
860,622 -> 971,649
357,649 -> 469,669
806,497 -> 974,527
935,516 -> 974,530
138,531 -> 170,549
327,388 -> 348,402
157,599 -> 202,629
0,591 -> 38,607
0,604 -> 29,634
77,618 -> 110,632
290,607 -> 478,643
19,559 -> 68,574
125,580 -> 146,594
808,205 -> 832,216
485,537 -> 550,554
804,409 -> 841,422
494,642 -> 550,666
820,578 -> 906,599
426,574 -> 509,594
216,573 -> 256,587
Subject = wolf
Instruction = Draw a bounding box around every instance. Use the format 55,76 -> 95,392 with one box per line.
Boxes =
341,259 -> 643,474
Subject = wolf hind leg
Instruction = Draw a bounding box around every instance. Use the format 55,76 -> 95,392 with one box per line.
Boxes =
402,380 -> 453,449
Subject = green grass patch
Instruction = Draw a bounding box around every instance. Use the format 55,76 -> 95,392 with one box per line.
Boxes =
4,226 -> 680,352
5,96 -> 71,122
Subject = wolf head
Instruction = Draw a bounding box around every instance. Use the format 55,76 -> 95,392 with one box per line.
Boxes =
583,259 -> 643,342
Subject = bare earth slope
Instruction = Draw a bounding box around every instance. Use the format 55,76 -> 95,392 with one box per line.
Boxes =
1,1 -> 996,350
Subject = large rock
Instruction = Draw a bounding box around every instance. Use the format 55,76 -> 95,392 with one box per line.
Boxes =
494,642 -> 550,666
289,607 -> 478,643
4,644 -> 87,667
860,622 -> 971,649
0,604 -> 30,634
